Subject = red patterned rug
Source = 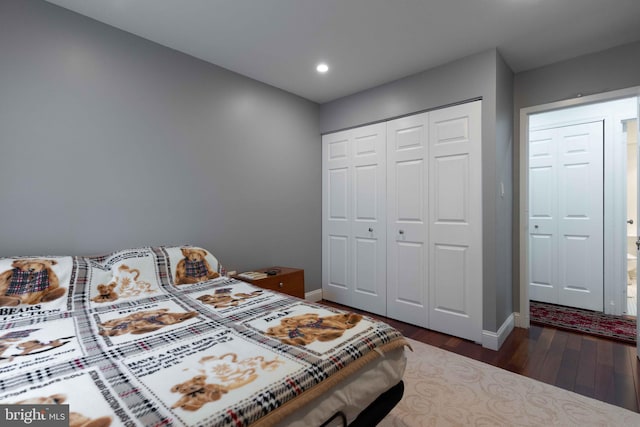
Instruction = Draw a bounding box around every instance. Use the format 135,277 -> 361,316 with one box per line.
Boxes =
530,301 -> 637,344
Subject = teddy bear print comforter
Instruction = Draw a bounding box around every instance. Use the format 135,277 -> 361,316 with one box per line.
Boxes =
0,246 -> 406,427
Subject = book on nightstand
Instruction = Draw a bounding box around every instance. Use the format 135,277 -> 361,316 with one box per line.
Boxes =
237,271 -> 268,280
233,267 -> 305,298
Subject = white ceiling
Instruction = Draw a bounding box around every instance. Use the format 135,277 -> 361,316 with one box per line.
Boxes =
44,0 -> 640,104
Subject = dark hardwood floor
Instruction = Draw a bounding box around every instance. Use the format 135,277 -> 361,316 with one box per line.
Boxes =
319,300 -> 640,413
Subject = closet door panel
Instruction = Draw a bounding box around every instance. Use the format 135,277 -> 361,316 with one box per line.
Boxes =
323,124 -> 386,315
530,233 -> 555,301
428,101 -> 482,343
351,124 -> 387,315
556,121 -> 603,311
328,168 -> 348,221
387,113 -> 429,327
395,241 -> 425,305
433,244 -> 467,312
528,128 -> 558,303
328,236 -> 349,289
354,237 -> 377,294
323,131 -> 353,305
396,160 -> 424,221
354,165 -> 377,219
434,154 -> 468,222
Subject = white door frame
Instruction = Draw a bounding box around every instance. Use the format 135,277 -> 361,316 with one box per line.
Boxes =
636,97 -> 640,359
519,86 -> 640,328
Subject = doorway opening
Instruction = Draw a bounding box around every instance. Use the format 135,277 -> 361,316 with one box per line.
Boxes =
625,118 -> 638,316
519,88 -> 640,337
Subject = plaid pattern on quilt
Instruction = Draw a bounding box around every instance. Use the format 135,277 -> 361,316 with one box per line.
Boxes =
6,269 -> 49,294
184,259 -> 209,278
0,246 -> 406,427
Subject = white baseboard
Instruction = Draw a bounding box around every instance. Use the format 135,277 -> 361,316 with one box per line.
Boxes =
308,290 -> 516,350
514,312 -> 522,328
482,313 -> 515,351
305,288 -> 323,302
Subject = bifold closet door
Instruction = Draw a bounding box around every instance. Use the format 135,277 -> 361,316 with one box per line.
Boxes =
323,101 -> 483,341
386,113 -> 429,327
322,123 -> 387,316
322,130 -> 351,306
427,101 -> 482,343
529,121 -> 604,312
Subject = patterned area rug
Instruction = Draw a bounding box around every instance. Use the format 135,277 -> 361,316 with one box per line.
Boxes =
530,301 -> 637,344
380,338 -> 640,426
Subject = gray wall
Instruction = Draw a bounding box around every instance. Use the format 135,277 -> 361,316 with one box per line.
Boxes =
513,41 -> 640,310
495,52 -> 514,327
320,50 -> 495,134
320,49 -> 514,333
0,0 -> 322,289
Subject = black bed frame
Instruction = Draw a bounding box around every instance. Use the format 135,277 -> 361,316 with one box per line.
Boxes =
319,380 -> 405,427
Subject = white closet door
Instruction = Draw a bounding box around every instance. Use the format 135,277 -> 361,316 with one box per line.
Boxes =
386,113 -> 429,327
351,124 -> 387,315
529,121 -> 604,311
529,128 -> 558,304
322,124 -> 387,315
323,130 -> 352,305
557,121 -> 603,311
324,101 -> 483,341
428,101 -> 482,343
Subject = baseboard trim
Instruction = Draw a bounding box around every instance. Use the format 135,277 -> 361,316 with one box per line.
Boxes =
514,312 -> 522,328
311,291 -> 517,349
305,289 -> 323,302
482,313 -> 515,351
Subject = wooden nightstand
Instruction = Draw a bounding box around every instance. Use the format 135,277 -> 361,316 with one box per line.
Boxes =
233,267 -> 304,298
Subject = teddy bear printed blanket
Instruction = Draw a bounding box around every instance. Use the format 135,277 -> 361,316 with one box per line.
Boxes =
0,246 -> 406,427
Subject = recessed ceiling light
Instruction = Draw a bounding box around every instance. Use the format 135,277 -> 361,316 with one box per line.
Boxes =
316,63 -> 329,73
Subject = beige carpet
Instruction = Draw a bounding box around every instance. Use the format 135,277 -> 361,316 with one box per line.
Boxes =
380,338 -> 640,426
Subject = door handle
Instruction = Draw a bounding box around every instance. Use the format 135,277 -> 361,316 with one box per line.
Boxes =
368,227 -> 373,232
628,219 -> 634,225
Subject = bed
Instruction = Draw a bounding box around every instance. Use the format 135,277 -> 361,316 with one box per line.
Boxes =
0,246 -> 407,426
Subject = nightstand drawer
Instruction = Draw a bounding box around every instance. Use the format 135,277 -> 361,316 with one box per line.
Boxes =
234,267 -> 304,298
